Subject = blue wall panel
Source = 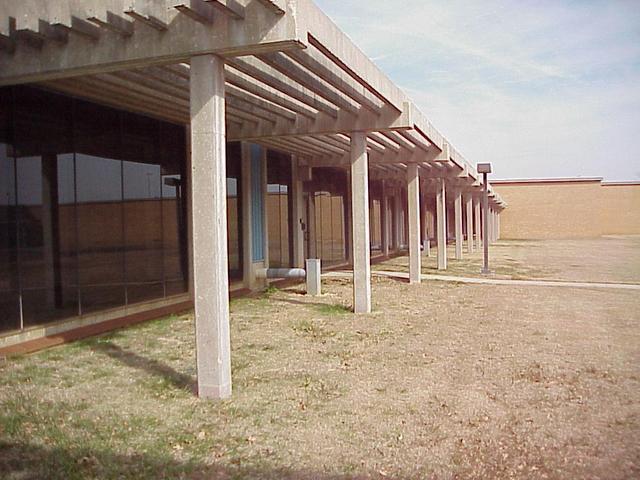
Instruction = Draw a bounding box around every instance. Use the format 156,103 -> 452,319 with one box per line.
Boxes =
250,144 -> 264,262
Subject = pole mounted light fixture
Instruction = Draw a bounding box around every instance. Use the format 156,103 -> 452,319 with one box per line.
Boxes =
477,163 -> 492,274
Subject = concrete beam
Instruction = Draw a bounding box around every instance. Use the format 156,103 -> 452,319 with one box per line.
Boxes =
190,54 -> 231,399
350,132 -> 371,313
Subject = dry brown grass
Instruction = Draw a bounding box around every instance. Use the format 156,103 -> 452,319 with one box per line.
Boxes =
1,239 -> 639,479
379,236 -> 640,284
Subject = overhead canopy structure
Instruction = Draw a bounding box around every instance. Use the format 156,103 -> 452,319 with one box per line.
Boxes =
0,0 -> 507,398
0,0 -> 505,208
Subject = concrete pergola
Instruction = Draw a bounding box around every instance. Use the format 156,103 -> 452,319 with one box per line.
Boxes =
0,0 -> 506,399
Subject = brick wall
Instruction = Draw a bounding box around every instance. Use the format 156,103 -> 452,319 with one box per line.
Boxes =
493,179 -> 640,239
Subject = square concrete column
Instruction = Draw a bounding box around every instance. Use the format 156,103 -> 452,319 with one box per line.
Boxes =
407,164 -> 421,284
381,180 -> 390,256
454,189 -> 463,260
190,54 -> 231,399
350,132 -> 371,313
497,211 -> 501,240
436,178 -> 447,270
474,196 -> 482,251
240,143 -> 253,289
291,157 -> 305,268
465,194 -> 474,253
420,191 -> 427,245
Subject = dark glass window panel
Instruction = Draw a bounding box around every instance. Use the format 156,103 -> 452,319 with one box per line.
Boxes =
121,112 -> 164,305
0,142 -> 20,333
267,150 -> 292,268
76,154 -> 125,313
22,288 -> 78,328
12,86 -> 73,158
160,122 -> 188,294
74,97 -> 125,314
123,160 -> 163,304
226,142 -> 242,280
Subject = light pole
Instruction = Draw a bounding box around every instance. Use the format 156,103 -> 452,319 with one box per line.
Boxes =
477,163 -> 492,274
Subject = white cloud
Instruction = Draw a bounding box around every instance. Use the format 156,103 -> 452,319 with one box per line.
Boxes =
315,0 -> 640,180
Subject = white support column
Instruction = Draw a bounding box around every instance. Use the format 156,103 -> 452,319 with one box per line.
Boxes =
436,178 -> 447,270
291,156 -> 305,269
407,164 -> 421,284
420,191 -> 427,249
240,143 -> 253,289
465,194 -> 474,254
381,180 -> 390,257
454,189 -> 463,261
350,132 -> 371,314
190,54 -> 231,399
497,211 -> 501,240
474,196 -> 482,251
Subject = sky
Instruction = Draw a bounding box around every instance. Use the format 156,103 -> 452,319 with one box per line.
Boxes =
314,0 -> 640,181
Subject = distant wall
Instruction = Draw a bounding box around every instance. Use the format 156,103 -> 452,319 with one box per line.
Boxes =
599,183 -> 640,235
493,179 -> 640,239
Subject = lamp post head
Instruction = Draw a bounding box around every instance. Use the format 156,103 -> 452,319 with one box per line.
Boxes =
477,163 -> 492,174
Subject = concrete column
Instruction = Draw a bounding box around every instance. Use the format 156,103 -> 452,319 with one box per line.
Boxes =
307,191 -> 317,258
454,189 -> 463,261
291,157 -> 305,268
190,54 -> 231,399
474,196 -> 481,251
497,211 -> 501,240
240,143 -> 253,289
407,164 -> 421,284
350,132 -> 371,314
465,194 -> 474,254
436,178 -> 447,270
381,180 -> 390,256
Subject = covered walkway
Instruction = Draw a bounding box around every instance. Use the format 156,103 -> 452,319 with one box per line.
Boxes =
1,0 -> 506,398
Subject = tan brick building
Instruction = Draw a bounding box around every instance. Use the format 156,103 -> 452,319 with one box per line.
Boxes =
493,178 -> 640,239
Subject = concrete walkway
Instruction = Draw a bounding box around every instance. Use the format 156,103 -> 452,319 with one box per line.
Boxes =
323,270 -> 640,291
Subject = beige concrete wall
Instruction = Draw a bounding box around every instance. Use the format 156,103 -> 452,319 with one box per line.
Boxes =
494,180 -> 640,239
600,184 -> 640,235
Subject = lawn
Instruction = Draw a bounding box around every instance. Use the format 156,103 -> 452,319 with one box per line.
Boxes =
378,236 -> 640,283
1,239 -> 640,479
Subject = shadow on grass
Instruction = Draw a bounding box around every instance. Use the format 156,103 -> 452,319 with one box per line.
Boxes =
0,441 -> 379,480
89,341 -> 196,393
